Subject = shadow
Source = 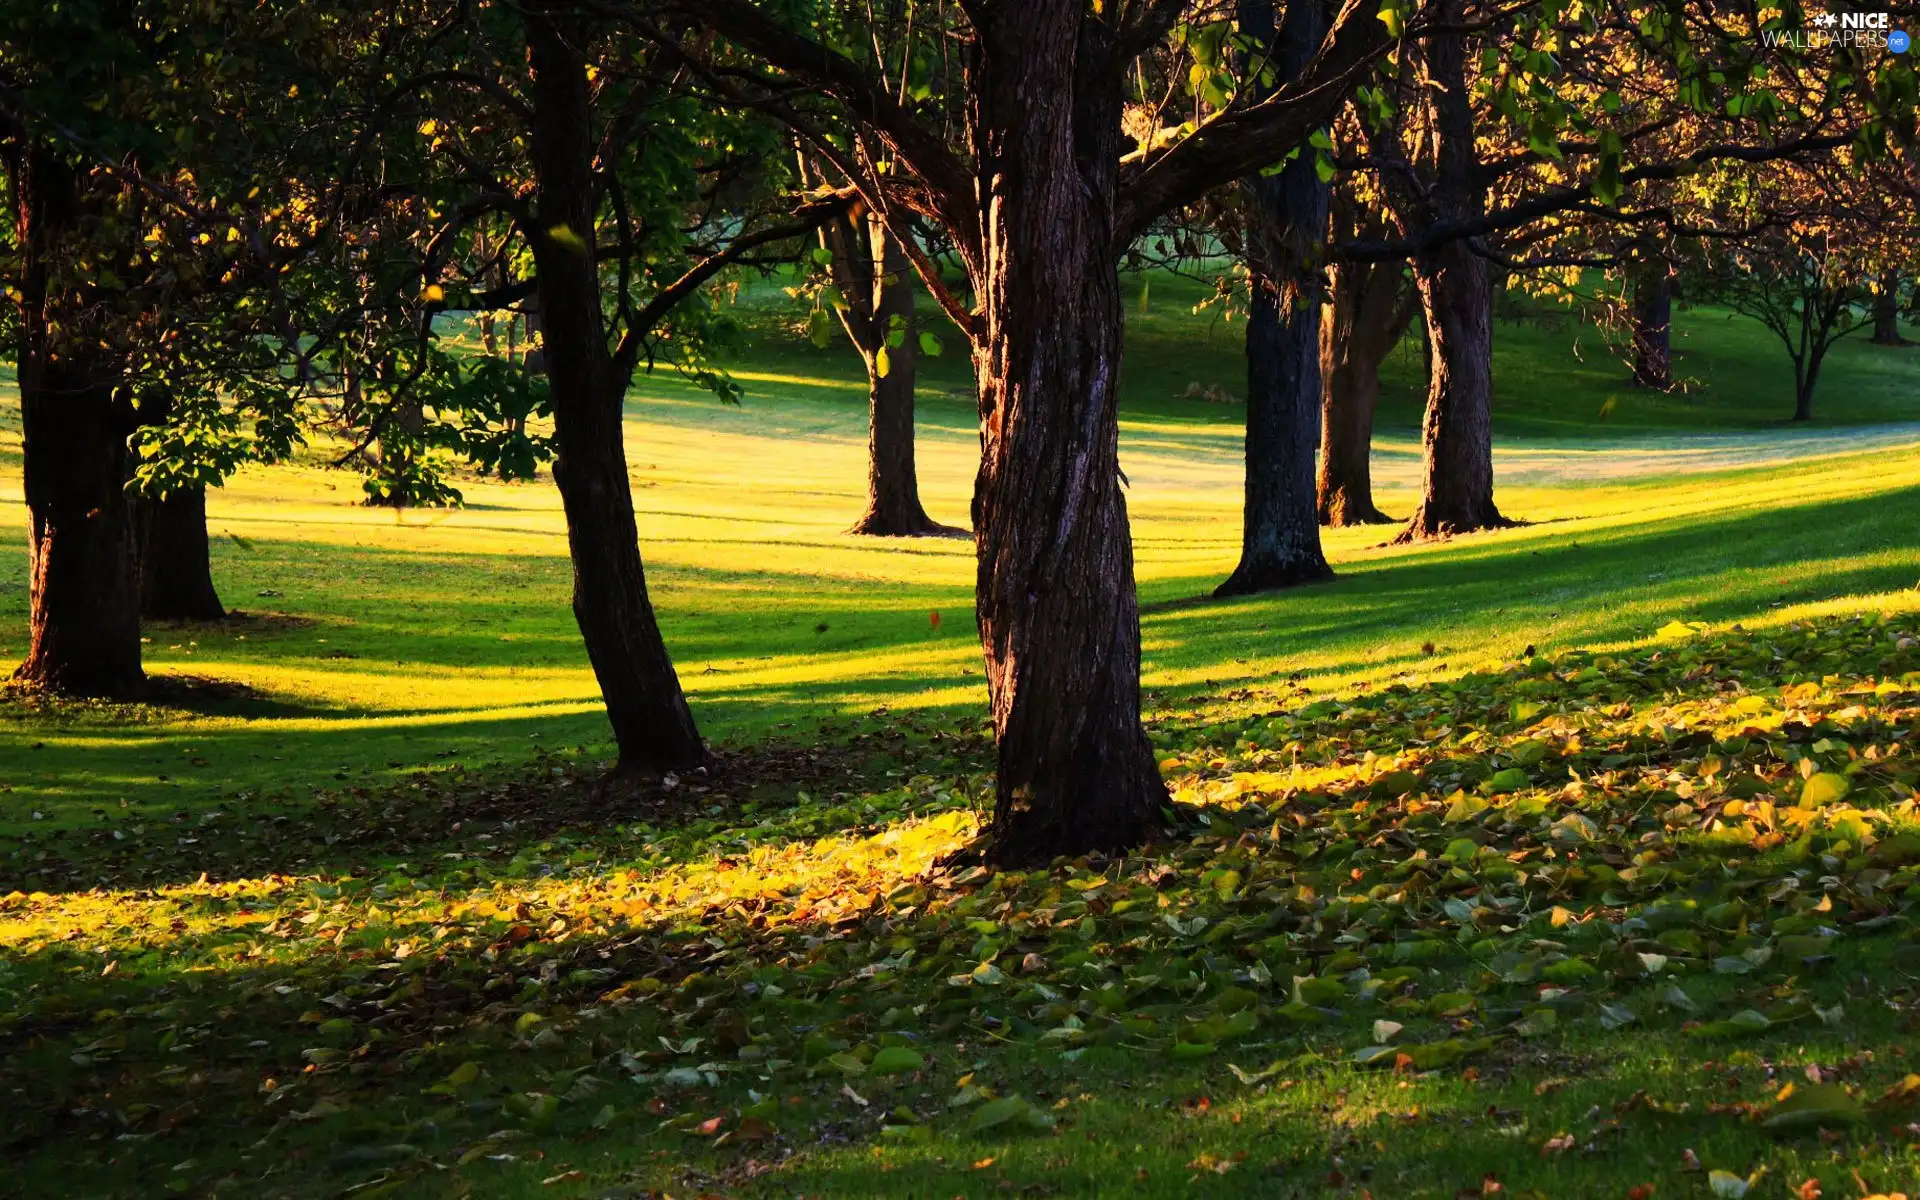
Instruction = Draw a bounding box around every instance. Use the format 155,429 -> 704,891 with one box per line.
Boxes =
1,673 -> 337,723
1136,482 -> 1920,708
0,713 -> 995,894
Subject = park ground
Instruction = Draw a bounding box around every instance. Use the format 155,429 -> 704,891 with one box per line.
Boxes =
2,280 -> 1920,1198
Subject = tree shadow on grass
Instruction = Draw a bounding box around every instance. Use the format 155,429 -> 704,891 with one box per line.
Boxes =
0,713 -> 995,894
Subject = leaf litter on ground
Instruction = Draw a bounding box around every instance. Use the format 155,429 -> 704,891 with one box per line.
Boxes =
5,614 -> 1920,1195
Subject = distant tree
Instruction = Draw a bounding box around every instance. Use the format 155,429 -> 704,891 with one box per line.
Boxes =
1870,269 -> 1906,346
1318,179 -> 1415,527
1628,254 -> 1677,388
1214,0 -> 1336,597
127,372 -> 292,622
1348,3 -> 1869,539
1692,230 -> 1868,421
797,175 -> 962,537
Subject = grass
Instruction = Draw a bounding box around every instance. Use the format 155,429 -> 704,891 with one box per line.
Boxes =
2,276 -> 1920,1198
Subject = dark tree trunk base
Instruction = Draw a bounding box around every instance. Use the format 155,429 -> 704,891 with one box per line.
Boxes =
1392,508 -> 1518,544
135,488 -> 226,623
1212,556 -> 1335,598
1319,494 -> 1395,527
846,508 -> 969,538
981,750 -> 1167,867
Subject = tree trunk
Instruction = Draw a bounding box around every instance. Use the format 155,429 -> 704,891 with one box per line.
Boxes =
1391,0 -> 1507,542
1872,270 -> 1903,345
1216,0 -> 1334,597
525,11 -> 704,775
967,3 -> 1165,862
10,147 -> 145,696
840,218 -> 955,536
1630,263 -> 1673,388
1317,244 -> 1411,526
366,391 -> 428,507
1400,241 -> 1505,539
133,487 -> 226,622
1793,352 -> 1820,422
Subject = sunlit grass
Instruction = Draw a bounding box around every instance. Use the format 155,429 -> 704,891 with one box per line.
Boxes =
4,293 -> 1920,835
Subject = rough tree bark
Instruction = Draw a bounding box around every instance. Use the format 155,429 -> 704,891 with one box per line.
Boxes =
1630,261 -> 1673,388
968,4 -> 1164,860
133,487 -> 226,622
1872,269 -> 1904,346
10,147 -> 145,695
525,11 -> 704,775
1215,0 -> 1333,596
1317,195 -> 1415,526
1388,0 -> 1508,541
676,0 -> 1384,862
818,210 -> 958,536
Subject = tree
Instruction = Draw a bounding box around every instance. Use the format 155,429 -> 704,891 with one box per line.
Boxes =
1363,0 -> 1509,541
359,2 -> 843,776
3,143 -> 145,693
803,192 -> 961,537
1869,269 -> 1905,346
1318,180 -> 1414,527
654,0 -> 1393,860
1628,255 -> 1676,388
1346,3 -> 1870,538
1214,0 -> 1335,597
126,379 -> 267,623
2,0 -> 367,690
1693,229 -> 1867,421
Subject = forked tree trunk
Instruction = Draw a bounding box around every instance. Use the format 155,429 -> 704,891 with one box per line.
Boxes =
525,11 -> 704,775
1317,250 -> 1412,526
133,487 -> 225,622
1792,350 -> 1820,422
1391,0 -> 1507,542
1216,0 -> 1333,596
829,216 -> 954,536
11,148 -> 145,695
1872,270 -> 1903,345
1630,263 -> 1673,388
968,4 -> 1164,861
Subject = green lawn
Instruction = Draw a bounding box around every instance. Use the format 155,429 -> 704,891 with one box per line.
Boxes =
2,281 -> 1920,1198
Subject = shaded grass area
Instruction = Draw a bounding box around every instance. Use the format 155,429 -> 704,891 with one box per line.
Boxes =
4,619 -> 1919,1198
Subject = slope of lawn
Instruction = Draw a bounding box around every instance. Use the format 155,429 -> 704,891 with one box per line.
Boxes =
1,280 -> 1919,1198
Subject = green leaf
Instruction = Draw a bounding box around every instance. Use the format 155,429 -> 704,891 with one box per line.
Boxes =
870,1046 -> 925,1075
966,1094 -> 1054,1134
825,1052 -> 868,1077
917,330 -> 943,358
1762,1083 -> 1864,1133
1351,1044 -> 1397,1066
1800,772 -> 1849,806
1377,0 -> 1404,38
